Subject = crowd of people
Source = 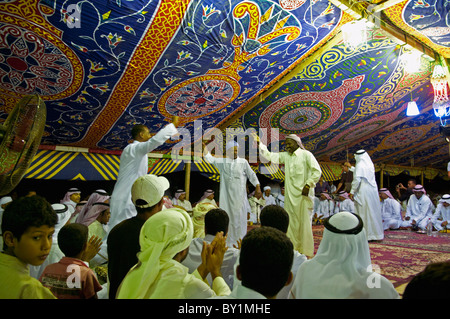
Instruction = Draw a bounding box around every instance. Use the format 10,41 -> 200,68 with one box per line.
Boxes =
0,120 -> 449,300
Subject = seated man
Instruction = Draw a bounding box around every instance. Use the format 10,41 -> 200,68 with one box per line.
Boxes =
313,192 -> 334,224
259,205 -> 307,299
107,174 -> 170,299
379,188 -> 403,230
117,208 -> 231,299
197,189 -> 218,207
432,194 -> 450,232
262,186 -> 276,207
333,191 -> 355,215
60,188 -> 81,216
276,187 -> 285,208
172,189 -> 193,215
248,190 -> 265,225
400,185 -> 435,231
290,212 -> 399,299
214,226 -> 294,299
182,208 -> 239,288
191,202 -> 217,239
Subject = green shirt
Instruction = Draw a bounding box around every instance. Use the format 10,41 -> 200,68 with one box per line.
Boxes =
0,252 -> 56,299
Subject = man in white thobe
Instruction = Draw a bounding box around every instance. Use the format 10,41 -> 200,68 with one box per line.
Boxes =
379,188 -> 403,230
248,191 -> 265,224
197,189 -> 218,207
432,194 -> 450,231
290,212 -> 399,299
349,150 -> 384,241
276,187 -> 285,207
263,186 -> 277,207
314,192 -> 334,223
333,191 -> 355,215
203,140 -> 261,246
182,208 -> 240,289
108,117 -> 179,230
172,189 -> 193,214
60,188 -> 81,216
254,133 -> 321,257
401,185 -> 435,230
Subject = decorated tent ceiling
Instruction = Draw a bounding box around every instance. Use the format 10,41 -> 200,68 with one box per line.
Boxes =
1,0 -> 449,181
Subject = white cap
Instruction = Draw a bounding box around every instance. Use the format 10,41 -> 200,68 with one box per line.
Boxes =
131,174 -> 170,208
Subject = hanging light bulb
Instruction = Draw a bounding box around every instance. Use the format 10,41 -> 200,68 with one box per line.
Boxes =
406,101 -> 420,116
406,91 -> 420,116
341,20 -> 367,50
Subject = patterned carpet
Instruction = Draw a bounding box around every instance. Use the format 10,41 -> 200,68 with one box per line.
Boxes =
312,226 -> 450,297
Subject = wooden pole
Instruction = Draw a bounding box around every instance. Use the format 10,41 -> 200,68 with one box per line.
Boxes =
184,162 -> 191,200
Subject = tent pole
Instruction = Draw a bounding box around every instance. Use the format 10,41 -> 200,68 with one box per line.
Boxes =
185,161 -> 191,200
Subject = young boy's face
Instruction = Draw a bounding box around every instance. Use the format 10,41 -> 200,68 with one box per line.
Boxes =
7,225 -> 55,266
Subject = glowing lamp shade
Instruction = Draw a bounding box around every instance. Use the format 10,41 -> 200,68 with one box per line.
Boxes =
406,101 -> 420,116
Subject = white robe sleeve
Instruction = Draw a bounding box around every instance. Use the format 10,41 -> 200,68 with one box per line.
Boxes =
258,142 -> 284,164
134,123 -> 178,156
431,204 -> 444,230
304,151 -> 322,188
184,270 -> 231,298
350,175 -> 361,195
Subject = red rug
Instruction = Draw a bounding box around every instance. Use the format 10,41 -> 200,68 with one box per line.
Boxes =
312,226 -> 450,296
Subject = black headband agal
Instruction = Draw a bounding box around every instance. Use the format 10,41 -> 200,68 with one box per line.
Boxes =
323,213 -> 364,235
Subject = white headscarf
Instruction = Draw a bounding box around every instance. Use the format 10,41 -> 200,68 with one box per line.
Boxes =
291,211 -> 398,298
285,134 -> 305,150
354,150 -> 377,188
51,203 -> 72,243
117,208 -> 193,299
292,212 -> 372,298
439,194 -> 450,204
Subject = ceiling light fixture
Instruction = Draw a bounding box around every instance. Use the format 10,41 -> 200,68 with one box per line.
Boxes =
406,91 -> 419,116
431,63 -> 450,125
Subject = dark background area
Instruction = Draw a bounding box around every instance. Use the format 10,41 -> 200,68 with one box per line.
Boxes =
6,170 -> 449,204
